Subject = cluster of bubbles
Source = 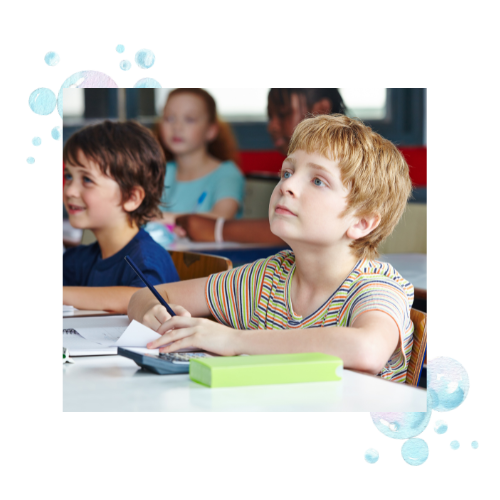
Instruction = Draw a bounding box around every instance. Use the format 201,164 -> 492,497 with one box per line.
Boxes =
115,43 -> 162,85
27,48 -> 163,163
366,357 -> 476,466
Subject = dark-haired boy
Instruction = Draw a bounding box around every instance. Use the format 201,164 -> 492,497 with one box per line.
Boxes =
63,120 -> 179,313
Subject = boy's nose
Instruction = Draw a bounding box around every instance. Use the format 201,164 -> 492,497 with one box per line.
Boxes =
280,176 -> 298,197
64,182 -> 80,199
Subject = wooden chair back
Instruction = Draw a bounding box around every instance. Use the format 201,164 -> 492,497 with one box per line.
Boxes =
168,251 -> 232,281
406,308 -> 427,386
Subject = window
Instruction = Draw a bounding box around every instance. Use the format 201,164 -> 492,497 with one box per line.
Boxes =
340,88 -> 387,120
155,88 -> 270,121
62,88 -> 85,119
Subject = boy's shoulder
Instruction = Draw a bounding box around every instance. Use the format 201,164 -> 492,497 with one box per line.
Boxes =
129,228 -> 172,259
260,249 -> 295,274
350,258 -> 414,298
121,229 -> 179,281
63,240 -> 99,261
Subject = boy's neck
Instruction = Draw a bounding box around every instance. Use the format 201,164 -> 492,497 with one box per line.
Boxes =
175,149 -> 219,181
93,221 -> 140,260
290,242 -> 360,317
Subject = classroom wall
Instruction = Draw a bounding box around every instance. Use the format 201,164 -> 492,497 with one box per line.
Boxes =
378,203 -> 427,254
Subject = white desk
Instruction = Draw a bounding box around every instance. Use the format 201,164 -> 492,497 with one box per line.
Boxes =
63,355 -> 426,412
380,253 -> 426,298
63,219 -> 83,246
166,238 -> 281,252
63,309 -> 115,318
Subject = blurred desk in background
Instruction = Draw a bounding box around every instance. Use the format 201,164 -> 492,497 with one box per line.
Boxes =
166,238 -> 288,268
380,253 -> 426,299
63,219 -> 83,248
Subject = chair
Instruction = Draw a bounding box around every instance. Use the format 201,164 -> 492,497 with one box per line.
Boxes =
406,308 -> 427,386
168,250 -> 232,281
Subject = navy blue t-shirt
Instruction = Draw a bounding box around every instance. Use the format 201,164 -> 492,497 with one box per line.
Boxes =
63,228 -> 179,287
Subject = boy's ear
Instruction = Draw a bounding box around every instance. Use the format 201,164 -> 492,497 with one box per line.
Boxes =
311,98 -> 333,116
346,214 -> 381,240
123,186 -> 145,213
206,122 -> 219,143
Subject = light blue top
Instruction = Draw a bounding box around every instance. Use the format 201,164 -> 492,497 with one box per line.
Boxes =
161,160 -> 245,218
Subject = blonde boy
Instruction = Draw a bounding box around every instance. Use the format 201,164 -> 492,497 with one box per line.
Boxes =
128,114 -> 414,382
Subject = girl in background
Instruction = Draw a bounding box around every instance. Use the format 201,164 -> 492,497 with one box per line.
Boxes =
155,88 -> 245,225
175,88 -> 347,243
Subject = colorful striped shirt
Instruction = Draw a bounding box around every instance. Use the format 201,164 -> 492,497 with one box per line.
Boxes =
206,250 -> 414,382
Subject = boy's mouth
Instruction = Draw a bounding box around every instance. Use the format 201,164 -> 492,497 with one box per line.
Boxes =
275,204 -> 297,217
67,203 -> 86,214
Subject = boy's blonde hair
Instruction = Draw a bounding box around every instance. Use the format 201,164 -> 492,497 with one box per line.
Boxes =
288,114 -> 413,260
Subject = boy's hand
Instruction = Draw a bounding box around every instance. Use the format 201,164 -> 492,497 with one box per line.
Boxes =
146,316 -> 239,356
142,303 -> 191,331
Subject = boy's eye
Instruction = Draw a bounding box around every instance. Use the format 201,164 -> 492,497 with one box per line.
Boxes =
64,172 -> 72,181
83,176 -> 93,184
313,178 -> 324,186
282,171 -> 292,179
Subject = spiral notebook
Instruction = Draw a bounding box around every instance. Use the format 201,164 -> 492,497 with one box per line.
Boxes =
63,316 -> 163,356
63,315 -> 129,356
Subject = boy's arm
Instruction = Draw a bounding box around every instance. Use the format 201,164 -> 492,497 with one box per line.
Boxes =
63,286 -> 141,314
128,277 -> 211,327
148,310 -> 399,374
235,311 -> 400,374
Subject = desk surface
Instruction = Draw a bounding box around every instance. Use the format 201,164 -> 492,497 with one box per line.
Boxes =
380,253 -> 426,295
63,354 -> 426,412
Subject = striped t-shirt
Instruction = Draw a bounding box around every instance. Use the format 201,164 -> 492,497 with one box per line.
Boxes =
205,250 -> 414,383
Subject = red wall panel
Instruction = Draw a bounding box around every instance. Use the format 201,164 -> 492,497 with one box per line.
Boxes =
240,147 -> 427,187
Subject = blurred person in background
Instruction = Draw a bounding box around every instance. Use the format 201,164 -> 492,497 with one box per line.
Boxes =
154,88 -> 245,224
175,88 -> 346,243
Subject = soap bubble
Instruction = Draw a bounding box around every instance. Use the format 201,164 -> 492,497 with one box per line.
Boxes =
60,69 -> 120,89
371,392 -> 432,439
135,49 -> 155,69
143,222 -> 176,247
44,51 -> 60,66
428,357 -> 469,412
471,441 -> 478,449
433,420 -> 448,434
116,44 -> 125,53
51,126 -> 61,140
29,88 -> 57,115
57,71 -> 118,118
364,448 -> 379,464
120,60 -> 131,71
134,78 -> 162,88
27,157 -> 35,164
450,440 -> 460,450
401,438 -> 429,466
32,137 -> 41,146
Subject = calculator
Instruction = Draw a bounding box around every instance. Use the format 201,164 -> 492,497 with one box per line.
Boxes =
118,347 -> 213,375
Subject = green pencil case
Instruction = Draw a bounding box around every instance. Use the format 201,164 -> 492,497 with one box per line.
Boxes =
189,353 -> 343,388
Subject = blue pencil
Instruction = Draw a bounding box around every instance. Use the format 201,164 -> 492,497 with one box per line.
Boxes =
194,191 -> 207,212
124,256 -> 176,317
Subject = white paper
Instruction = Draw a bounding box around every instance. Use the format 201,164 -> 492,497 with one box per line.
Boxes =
114,320 -> 161,347
115,321 -> 200,352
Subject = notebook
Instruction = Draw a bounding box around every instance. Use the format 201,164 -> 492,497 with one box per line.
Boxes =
63,316 -> 159,356
63,315 -> 200,356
